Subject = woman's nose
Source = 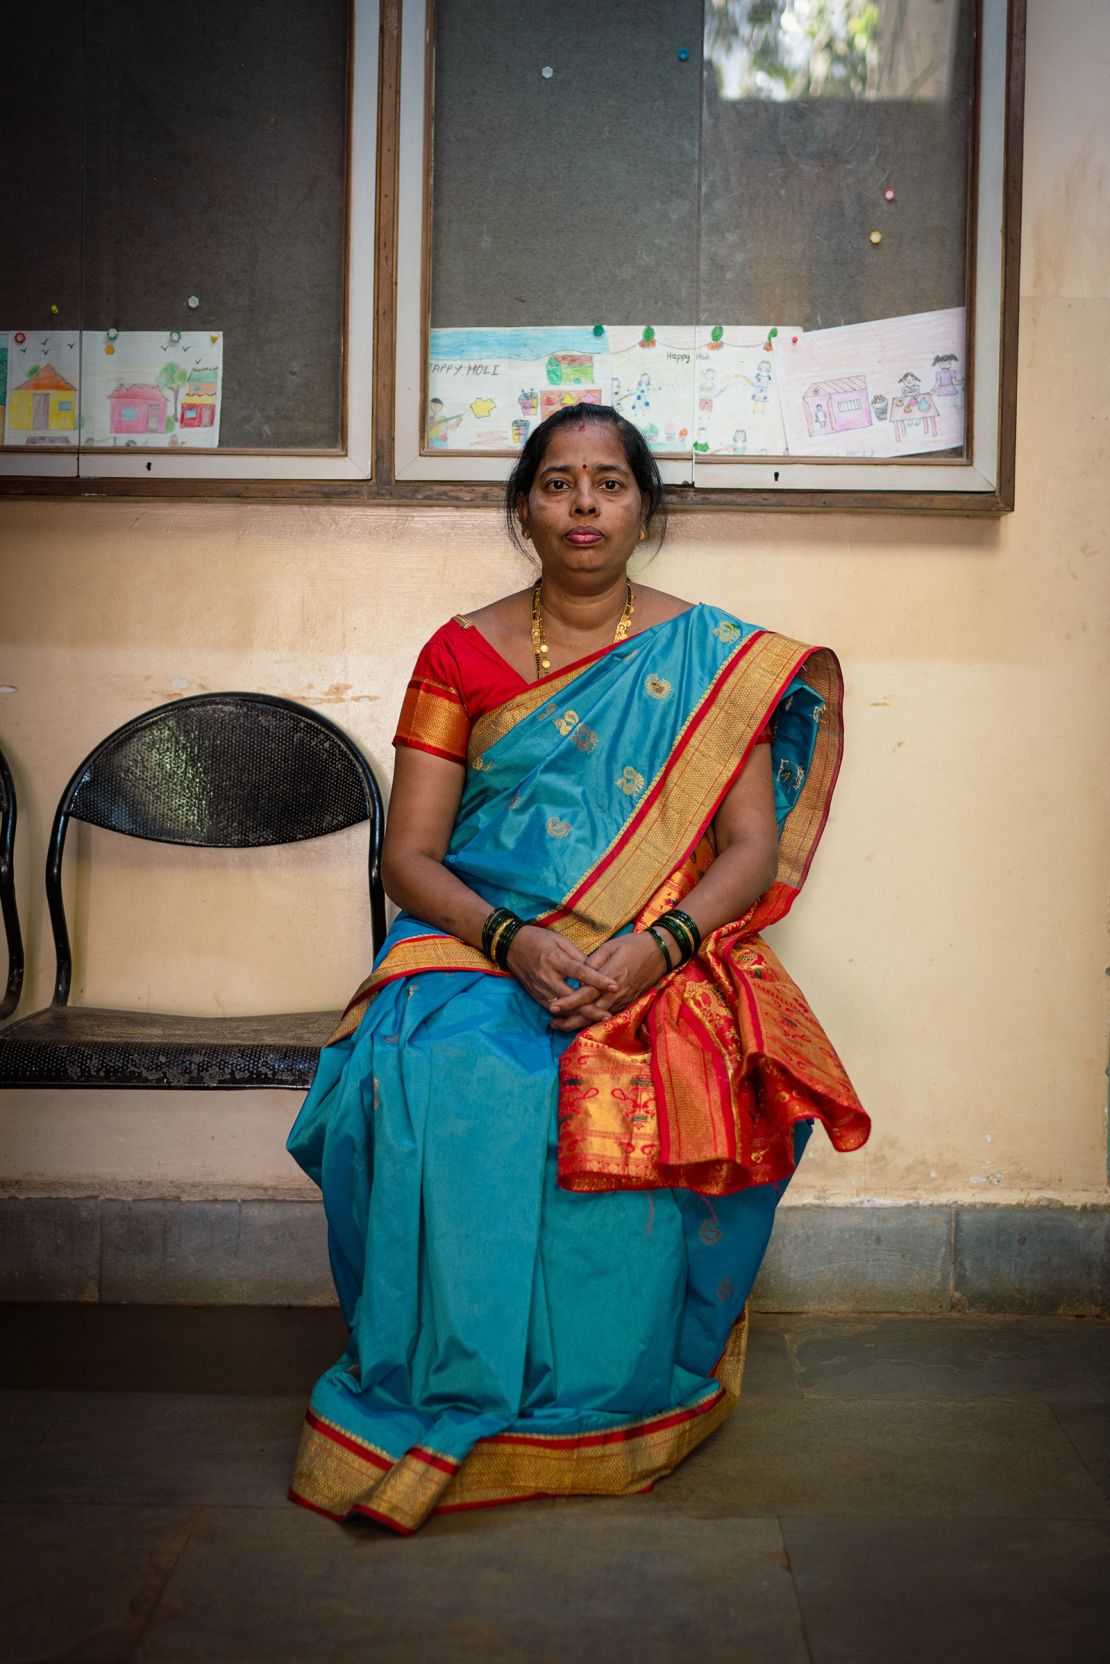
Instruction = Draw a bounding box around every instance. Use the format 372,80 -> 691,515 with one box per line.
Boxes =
573,478 -> 599,513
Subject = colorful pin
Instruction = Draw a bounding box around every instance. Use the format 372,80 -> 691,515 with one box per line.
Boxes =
187,294 -> 200,309
541,65 -> 554,78
106,328 -> 119,340
592,324 -> 604,337
169,329 -> 182,342
883,187 -> 896,202
677,47 -> 690,61
768,327 -> 778,340
50,304 -> 59,315
869,230 -> 883,245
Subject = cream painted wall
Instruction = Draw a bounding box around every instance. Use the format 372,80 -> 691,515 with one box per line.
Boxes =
1,0 -> 1108,1209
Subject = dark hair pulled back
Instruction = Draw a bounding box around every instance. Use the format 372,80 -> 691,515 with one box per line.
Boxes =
504,402 -> 667,555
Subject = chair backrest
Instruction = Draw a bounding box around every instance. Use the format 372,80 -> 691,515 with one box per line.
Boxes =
47,693 -> 386,1005
0,746 -> 25,1020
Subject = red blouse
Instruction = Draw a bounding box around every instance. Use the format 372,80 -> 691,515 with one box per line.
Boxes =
393,615 -> 772,766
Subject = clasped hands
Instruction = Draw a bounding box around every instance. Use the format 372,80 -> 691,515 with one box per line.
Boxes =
506,923 -> 670,1034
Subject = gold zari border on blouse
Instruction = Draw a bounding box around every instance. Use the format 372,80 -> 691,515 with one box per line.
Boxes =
290,1310 -> 749,1530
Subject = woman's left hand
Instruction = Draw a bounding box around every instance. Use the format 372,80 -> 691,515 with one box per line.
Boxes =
547,932 -> 670,1033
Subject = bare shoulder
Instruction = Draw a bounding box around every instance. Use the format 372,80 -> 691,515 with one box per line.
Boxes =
632,585 -> 696,628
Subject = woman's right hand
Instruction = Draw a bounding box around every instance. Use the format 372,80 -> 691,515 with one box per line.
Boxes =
506,925 -> 618,1020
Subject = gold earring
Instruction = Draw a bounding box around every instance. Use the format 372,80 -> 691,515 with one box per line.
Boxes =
521,527 -> 531,541
638,526 -> 647,542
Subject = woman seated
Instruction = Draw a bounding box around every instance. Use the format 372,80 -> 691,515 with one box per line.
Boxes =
288,402 -> 870,1534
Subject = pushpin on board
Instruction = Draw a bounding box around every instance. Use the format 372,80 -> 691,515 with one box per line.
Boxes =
106,327 -> 119,339
641,326 -> 655,347
592,324 -> 604,337
187,294 -> 200,309
869,230 -> 883,245
791,335 -> 799,344
50,303 -> 59,315
768,327 -> 778,339
677,47 -> 690,61
541,65 -> 553,78
169,329 -> 182,342
883,187 -> 896,202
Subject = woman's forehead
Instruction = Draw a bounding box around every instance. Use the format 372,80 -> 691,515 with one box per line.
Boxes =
538,422 -> 626,471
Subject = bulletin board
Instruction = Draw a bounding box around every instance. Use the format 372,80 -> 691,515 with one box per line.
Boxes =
0,0 -> 350,456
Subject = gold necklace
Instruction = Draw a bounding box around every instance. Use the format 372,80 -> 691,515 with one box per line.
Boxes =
531,579 -> 635,676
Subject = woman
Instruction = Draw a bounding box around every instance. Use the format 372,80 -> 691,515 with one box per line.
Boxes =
288,402 -> 869,1533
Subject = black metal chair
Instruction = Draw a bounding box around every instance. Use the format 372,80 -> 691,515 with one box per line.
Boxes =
0,746 -> 25,1022
0,694 -> 385,1088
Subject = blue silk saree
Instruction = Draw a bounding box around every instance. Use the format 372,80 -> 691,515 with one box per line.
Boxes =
287,606 -> 869,1531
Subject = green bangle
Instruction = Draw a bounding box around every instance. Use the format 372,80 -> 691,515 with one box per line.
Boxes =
492,914 -> 527,970
645,924 -> 675,972
655,914 -> 695,964
482,907 -> 517,960
664,907 -> 702,950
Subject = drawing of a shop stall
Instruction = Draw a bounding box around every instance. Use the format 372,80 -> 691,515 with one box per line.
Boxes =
802,376 -> 872,439
7,364 -> 78,438
108,383 -> 169,437
179,368 -> 218,430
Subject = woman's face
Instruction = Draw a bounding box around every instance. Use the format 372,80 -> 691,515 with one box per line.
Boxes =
517,421 -> 646,585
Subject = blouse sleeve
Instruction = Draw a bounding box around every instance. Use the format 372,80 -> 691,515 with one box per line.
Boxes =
392,626 -> 471,766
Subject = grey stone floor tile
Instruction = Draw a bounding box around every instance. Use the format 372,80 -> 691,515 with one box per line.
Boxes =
784,1515 -> 1110,1664
0,1303 -> 346,1393
1051,1402 -> 1110,1500
5,1391 -> 305,1508
642,1395 -> 1110,1519
742,1316 -> 803,1399
0,1502 -> 197,1664
135,1504 -> 810,1664
786,1314 -> 1110,1400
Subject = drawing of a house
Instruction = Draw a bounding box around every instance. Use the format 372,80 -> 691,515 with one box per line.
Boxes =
8,365 -> 78,433
802,377 -> 872,438
109,384 -> 169,436
179,369 -> 217,429
545,352 -> 594,387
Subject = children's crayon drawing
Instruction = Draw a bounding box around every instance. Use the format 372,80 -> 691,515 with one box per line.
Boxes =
777,308 -> 966,459
427,328 -> 610,452
3,331 -> 80,447
692,326 -> 801,456
607,326 -> 696,454
79,331 -> 224,447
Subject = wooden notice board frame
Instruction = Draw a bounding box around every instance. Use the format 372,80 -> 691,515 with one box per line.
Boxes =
2,0 -> 1024,511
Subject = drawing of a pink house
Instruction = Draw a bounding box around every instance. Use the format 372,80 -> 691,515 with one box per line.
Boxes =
109,384 -> 168,436
802,376 -> 872,438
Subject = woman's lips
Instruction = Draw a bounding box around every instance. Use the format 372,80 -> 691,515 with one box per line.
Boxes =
565,529 -> 603,545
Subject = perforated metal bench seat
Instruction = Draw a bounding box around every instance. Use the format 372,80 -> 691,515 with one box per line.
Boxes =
0,1006 -> 339,1089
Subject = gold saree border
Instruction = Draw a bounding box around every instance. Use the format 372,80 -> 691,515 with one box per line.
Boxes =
288,1309 -> 750,1532
467,663 -> 586,766
544,631 -> 837,954
324,936 -> 508,1045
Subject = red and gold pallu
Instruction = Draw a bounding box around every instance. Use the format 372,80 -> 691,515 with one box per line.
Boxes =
287,606 -> 869,1532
